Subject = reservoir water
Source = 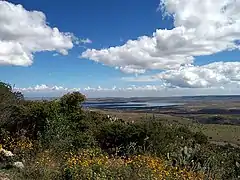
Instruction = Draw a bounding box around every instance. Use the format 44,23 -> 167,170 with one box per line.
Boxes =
82,101 -> 183,109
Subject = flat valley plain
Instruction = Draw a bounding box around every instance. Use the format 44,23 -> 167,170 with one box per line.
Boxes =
86,95 -> 240,147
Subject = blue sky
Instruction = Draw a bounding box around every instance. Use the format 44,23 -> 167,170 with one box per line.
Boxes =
0,0 -> 240,97
1,0 -> 163,88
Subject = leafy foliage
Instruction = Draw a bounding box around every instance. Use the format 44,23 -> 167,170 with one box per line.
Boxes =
0,81 -> 240,179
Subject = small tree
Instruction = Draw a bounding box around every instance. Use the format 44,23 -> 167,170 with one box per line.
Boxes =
60,92 -> 86,113
0,82 -> 24,126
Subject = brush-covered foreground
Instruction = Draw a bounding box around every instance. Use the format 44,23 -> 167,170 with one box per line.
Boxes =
0,82 -> 240,180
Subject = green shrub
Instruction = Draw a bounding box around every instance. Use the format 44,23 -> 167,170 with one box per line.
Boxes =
1,81 -> 240,179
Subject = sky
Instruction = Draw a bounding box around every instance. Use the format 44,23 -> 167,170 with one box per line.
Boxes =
0,0 -> 240,97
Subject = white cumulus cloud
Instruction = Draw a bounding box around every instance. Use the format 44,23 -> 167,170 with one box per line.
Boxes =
73,37 -> 92,45
116,66 -> 146,74
80,38 -> 92,44
16,84 -> 68,92
123,62 -> 240,88
81,0 -> 240,74
0,1 -> 74,66
158,61 -> 240,88
15,84 -> 164,93
15,84 -> 240,97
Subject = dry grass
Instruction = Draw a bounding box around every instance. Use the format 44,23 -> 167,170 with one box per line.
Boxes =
190,123 -> 240,146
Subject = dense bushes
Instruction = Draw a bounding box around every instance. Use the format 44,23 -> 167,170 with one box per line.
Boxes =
96,120 -> 208,157
0,82 -> 240,179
